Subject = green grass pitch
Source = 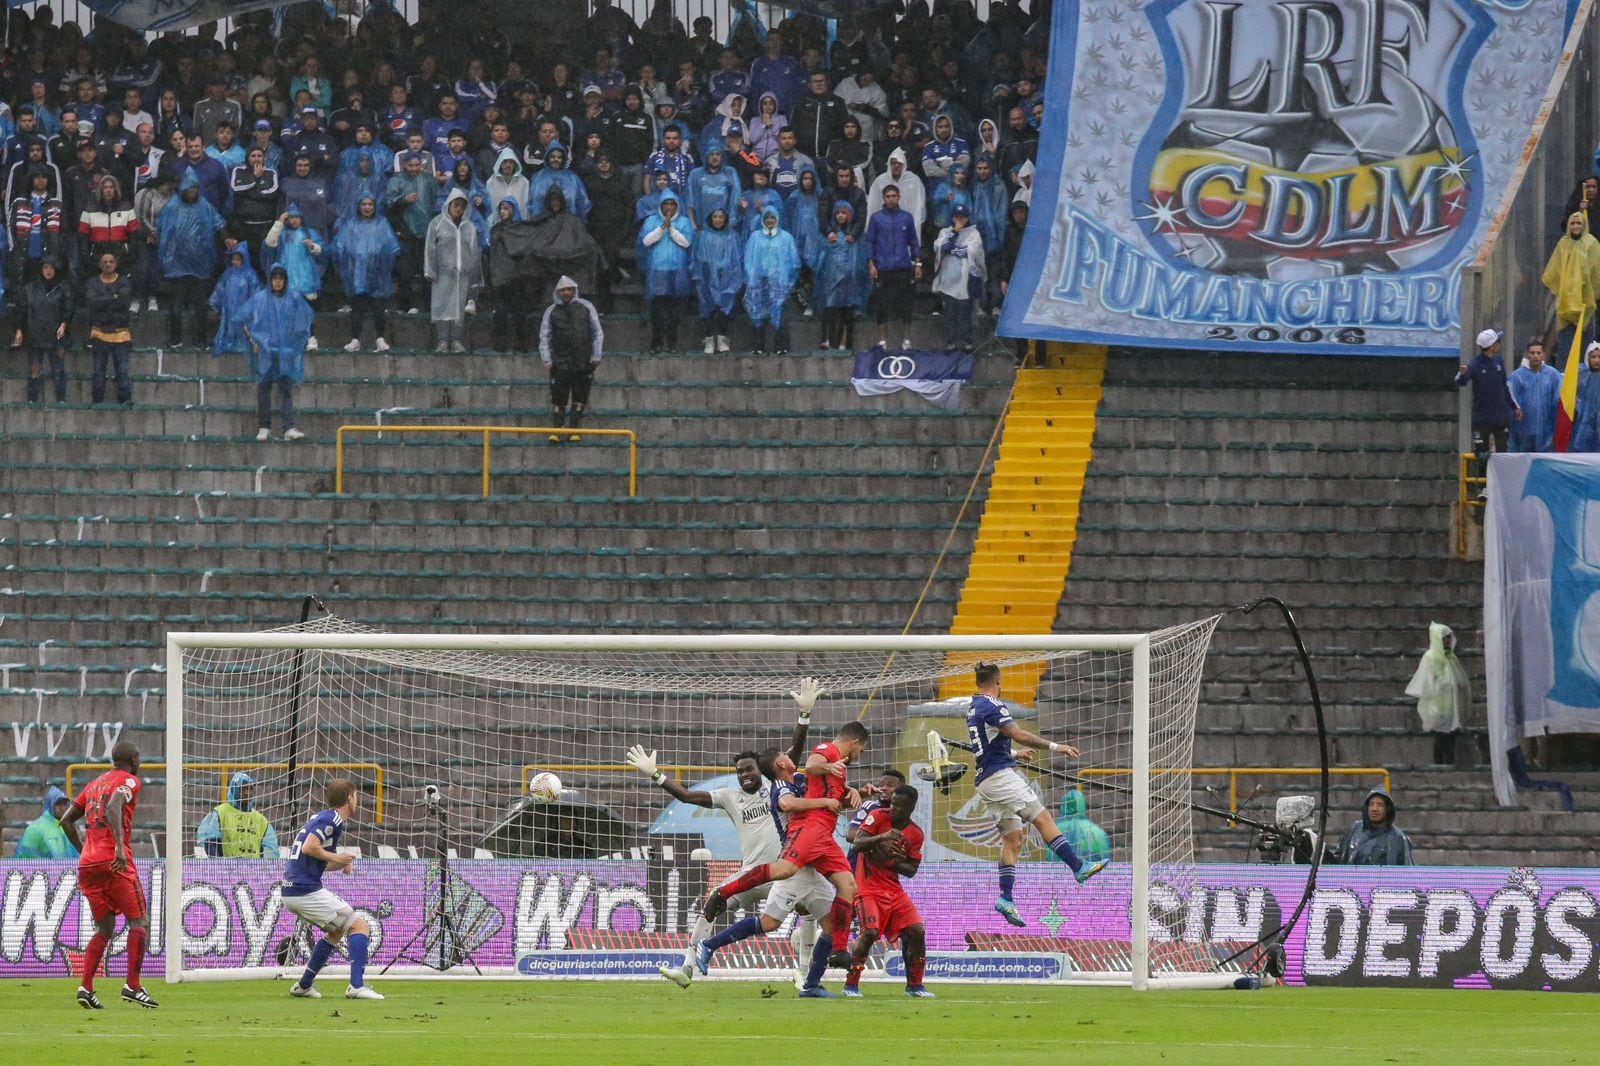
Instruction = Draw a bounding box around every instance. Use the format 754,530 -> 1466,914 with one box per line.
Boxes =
4,979 -> 1592,1065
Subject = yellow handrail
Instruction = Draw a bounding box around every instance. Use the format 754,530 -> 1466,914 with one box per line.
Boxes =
522,763 -> 730,790
335,424 -> 638,498
1459,452 -> 1486,509
66,762 -> 387,824
1078,766 -> 1392,826
1456,452 -> 1488,559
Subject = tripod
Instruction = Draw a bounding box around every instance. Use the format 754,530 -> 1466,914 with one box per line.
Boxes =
382,805 -> 481,975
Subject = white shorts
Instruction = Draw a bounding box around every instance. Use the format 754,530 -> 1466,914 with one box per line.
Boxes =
976,767 -> 1046,834
282,888 -> 356,935
761,865 -> 835,923
727,864 -> 774,913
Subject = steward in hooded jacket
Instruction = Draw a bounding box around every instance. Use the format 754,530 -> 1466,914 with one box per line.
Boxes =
1334,788 -> 1414,865
538,274 -> 604,441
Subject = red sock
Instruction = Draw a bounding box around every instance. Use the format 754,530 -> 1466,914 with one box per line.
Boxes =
126,927 -> 148,990
846,964 -> 864,988
717,863 -> 772,899
907,955 -> 926,987
829,897 -> 852,936
82,933 -> 109,992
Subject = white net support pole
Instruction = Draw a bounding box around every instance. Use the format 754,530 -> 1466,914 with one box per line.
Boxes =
165,635 -> 186,986
1130,634 -> 1152,993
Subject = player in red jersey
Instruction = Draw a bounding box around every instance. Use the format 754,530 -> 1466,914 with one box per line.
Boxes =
699,719 -> 870,997
58,741 -> 158,1009
840,785 -> 932,997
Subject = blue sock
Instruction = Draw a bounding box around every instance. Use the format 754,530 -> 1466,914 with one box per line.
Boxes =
998,864 -> 1016,901
803,933 -> 833,990
299,937 -> 335,989
1049,835 -> 1084,874
347,933 -> 369,988
705,915 -> 764,953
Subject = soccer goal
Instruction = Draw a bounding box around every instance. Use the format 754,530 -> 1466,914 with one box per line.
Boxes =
162,615 -> 1237,989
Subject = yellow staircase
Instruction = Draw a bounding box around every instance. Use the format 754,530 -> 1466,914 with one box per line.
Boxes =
939,344 -> 1108,702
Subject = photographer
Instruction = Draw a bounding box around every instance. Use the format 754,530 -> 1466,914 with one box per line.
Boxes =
1334,787 -> 1414,866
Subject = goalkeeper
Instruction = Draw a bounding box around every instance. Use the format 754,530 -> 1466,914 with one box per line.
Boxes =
626,677 -> 820,988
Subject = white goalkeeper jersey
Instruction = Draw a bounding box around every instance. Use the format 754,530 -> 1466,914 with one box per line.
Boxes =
711,784 -> 781,865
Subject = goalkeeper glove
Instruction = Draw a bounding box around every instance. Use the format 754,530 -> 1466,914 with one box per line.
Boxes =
790,676 -> 825,723
626,744 -> 666,785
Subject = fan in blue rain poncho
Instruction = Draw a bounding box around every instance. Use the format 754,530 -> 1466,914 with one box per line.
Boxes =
637,189 -> 695,351
1575,342 -> 1600,451
691,206 -> 742,354
332,195 -> 401,352
1508,345 -> 1564,452
209,247 -> 262,358
738,168 -> 783,240
157,169 -> 227,283
814,200 -> 870,349
969,156 -> 1010,314
243,265 -> 317,439
337,134 -> 394,186
929,163 -> 973,229
332,150 -> 389,232
686,144 -> 741,230
332,196 -> 401,295
785,167 -> 826,273
527,143 -> 590,222
265,202 -> 327,297
743,205 -> 799,353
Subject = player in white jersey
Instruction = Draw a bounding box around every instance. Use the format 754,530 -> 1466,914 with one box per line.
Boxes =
626,677 -> 822,987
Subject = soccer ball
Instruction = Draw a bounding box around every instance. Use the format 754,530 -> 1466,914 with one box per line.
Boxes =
528,771 -> 563,805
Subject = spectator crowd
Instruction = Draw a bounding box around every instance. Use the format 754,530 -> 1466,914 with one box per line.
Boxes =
3,0 -> 1052,429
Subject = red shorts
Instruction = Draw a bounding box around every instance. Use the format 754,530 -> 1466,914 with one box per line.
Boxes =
79,864 -> 146,923
857,890 -> 921,945
781,819 -> 850,878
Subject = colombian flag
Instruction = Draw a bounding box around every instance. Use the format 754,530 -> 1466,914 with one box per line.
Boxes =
1556,309 -> 1584,451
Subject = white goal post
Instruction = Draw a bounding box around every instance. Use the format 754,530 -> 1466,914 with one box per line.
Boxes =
162,622 -> 1229,989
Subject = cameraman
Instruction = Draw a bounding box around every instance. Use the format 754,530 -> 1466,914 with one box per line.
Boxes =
1334,787 -> 1414,865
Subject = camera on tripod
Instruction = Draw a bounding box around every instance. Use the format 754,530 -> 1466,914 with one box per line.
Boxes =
1253,795 -> 1319,864
424,784 -> 442,813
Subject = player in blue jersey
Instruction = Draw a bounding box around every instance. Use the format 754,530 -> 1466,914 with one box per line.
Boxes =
281,779 -> 384,1001
967,661 -> 1108,927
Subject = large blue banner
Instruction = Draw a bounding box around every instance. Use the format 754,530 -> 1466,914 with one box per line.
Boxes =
1002,0 -> 1583,355
1484,454 -> 1600,804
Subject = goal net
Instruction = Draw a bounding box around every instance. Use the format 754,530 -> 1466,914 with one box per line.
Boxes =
161,616 -> 1230,988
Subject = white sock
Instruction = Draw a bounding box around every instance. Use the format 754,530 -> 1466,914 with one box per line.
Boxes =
683,916 -> 713,968
793,917 -> 817,963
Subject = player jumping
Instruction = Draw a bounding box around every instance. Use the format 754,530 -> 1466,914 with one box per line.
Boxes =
625,677 -> 814,989
281,779 -> 384,1000
841,785 -> 932,998
968,661 -> 1107,927
699,717 -> 871,998
695,745 -> 842,989
59,741 -> 157,1009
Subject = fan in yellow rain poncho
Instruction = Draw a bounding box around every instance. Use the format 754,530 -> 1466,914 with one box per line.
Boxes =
1543,211 -> 1600,325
